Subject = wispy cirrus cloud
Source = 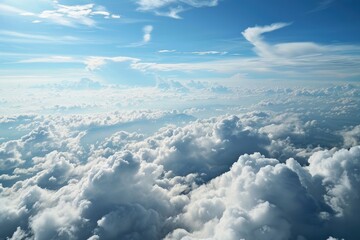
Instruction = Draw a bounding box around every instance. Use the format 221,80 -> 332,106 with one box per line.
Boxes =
17,56 -> 80,64
84,56 -> 140,71
154,6 -> 185,19
241,22 -> 327,58
135,0 -> 220,19
15,55 -> 140,71
130,23 -> 360,79
12,23 -> 360,80
158,49 -> 176,53
309,0 -> 336,13
0,2 -> 120,27
0,3 -> 34,16
191,51 -> 227,55
0,31 -> 81,44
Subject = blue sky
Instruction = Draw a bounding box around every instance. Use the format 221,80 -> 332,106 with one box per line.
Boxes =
1,0 -> 360,88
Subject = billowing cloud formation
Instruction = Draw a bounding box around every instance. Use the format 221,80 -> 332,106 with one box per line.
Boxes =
0,84 -> 359,239
166,146 -> 360,239
0,100 -> 359,240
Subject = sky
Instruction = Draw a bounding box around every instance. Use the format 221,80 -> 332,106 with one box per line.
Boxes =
1,1 -> 360,240
1,0 -> 360,90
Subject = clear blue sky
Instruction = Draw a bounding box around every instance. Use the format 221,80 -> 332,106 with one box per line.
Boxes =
1,0 -> 360,87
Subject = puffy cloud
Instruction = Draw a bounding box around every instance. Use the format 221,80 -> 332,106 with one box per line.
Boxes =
341,125 -> 360,148
143,25 -> 154,43
166,146 -> 360,239
0,105 -> 359,239
130,115 -> 270,179
0,140 -> 23,170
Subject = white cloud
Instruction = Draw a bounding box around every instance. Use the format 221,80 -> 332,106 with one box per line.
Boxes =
10,22 -> 360,80
191,51 -> 227,55
341,125 -> 360,148
158,49 -> 177,53
84,56 -> 140,71
143,25 -> 154,43
136,0 -> 179,11
0,3 -> 34,16
0,31 -> 82,44
38,3 -> 98,27
135,0 -> 219,19
309,0 -> 336,13
111,14 -> 121,19
0,2 -> 119,27
129,23 -> 360,80
16,55 -> 140,71
18,56 -> 78,64
155,6 -> 185,19
0,104 -> 360,239
166,146 -> 360,239
242,22 -> 291,58
242,22 -> 327,58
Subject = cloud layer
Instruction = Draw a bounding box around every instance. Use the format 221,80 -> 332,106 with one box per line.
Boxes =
0,93 -> 359,239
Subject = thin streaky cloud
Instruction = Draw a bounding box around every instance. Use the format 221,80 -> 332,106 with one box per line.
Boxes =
309,0 -> 336,13
155,6 -> 185,19
0,31 -> 81,43
17,56 -> 80,64
15,55 -> 140,71
135,0 -> 219,19
158,49 -> 176,53
0,3 -> 34,16
191,51 -> 228,55
0,2 -> 120,28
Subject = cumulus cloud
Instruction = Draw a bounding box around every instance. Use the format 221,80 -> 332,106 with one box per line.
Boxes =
341,125 -> 360,148
166,147 -> 360,239
0,87 -> 360,239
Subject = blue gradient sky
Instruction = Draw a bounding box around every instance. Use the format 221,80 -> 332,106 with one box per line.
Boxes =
1,0 -> 360,88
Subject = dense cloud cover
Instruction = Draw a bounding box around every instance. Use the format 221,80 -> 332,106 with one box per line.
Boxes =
0,85 -> 360,240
